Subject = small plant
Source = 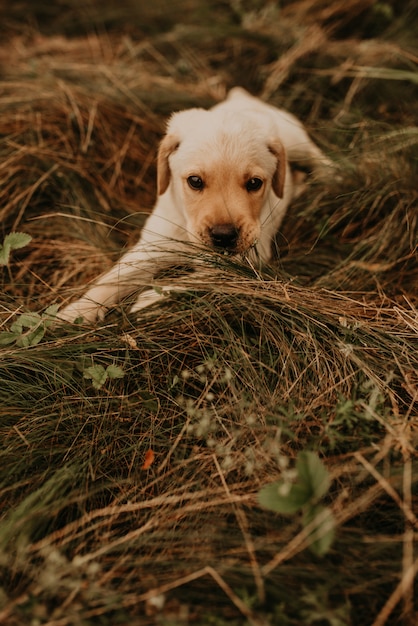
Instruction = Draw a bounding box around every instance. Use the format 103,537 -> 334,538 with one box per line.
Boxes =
300,584 -> 351,626
258,451 -> 336,556
83,363 -> 125,389
0,305 -> 59,347
0,232 -> 32,266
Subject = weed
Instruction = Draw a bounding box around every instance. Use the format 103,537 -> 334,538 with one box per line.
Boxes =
258,451 -> 336,556
0,305 -> 58,347
0,232 -> 32,266
83,363 -> 125,390
0,1 -> 417,624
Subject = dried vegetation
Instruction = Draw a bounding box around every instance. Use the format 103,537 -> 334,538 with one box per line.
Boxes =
0,1 -> 417,624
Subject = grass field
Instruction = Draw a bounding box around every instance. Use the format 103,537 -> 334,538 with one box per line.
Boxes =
0,1 -> 417,624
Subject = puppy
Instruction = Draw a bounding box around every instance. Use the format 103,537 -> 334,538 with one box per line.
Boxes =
58,87 -> 333,323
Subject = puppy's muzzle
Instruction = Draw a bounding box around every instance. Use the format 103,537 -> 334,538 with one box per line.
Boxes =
209,223 -> 240,251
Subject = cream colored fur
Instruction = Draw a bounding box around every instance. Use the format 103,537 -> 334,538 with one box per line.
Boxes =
58,88 -> 333,323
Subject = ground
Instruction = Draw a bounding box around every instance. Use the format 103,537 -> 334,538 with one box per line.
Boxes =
0,1 -> 417,625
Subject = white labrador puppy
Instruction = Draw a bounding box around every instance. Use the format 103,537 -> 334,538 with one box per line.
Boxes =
58,87 -> 333,323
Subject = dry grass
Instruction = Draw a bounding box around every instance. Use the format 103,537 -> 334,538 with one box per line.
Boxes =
0,1 -> 417,625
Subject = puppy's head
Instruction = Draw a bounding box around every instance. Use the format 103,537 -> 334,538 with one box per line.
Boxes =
157,108 -> 287,253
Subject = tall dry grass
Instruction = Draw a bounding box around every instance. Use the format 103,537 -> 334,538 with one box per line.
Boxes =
0,1 -> 417,625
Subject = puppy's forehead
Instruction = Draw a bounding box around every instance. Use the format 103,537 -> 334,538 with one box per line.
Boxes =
168,108 -> 277,170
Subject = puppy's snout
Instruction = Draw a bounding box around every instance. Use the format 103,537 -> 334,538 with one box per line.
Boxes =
209,223 -> 240,250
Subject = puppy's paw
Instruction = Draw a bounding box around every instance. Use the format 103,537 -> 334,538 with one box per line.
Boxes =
130,288 -> 166,314
57,298 -> 106,324
312,156 -> 342,183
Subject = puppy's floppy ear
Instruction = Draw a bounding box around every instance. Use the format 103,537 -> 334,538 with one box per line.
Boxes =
268,140 -> 287,198
157,134 -> 180,195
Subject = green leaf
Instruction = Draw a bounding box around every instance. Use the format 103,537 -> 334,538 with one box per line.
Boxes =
83,364 -> 124,389
303,505 -> 336,556
0,248 -> 10,265
258,480 -> 312,515
296,451 -> 330,501
258,452 -> 331,516
11,312 -> 41,334
4,232 -> 32,250
106,364 -> 124,380
83,365 -> 108,389
0,306 -> 59,348
43,304 -> 60,327
0,332 -> 20,346
8,311 -> 47,347
16,326 -> 46,348
0,232 -> 32,265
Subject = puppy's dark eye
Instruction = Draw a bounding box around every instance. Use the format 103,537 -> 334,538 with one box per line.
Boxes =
187,176 -> 204,190
246,177 -> 263,192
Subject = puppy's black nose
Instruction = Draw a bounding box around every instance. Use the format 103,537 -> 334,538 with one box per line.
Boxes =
209,223 -> 239,249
